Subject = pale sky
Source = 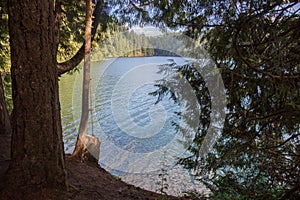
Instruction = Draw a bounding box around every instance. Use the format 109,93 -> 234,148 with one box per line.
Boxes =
131,26 -> 163,37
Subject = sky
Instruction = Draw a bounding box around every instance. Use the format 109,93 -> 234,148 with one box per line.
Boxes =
130,25 -> 163,37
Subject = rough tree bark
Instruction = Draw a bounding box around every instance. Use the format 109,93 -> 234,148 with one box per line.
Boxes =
54,1 -> 62,54
72,0 -> 100,161
5,0 -> 66,190
0,0 -> 105,194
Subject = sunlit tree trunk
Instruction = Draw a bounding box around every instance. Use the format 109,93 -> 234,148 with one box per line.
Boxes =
0,73 -> 11,188
72,0 -> 100,160
0,73 -> 11,135
57,0 -> 104,75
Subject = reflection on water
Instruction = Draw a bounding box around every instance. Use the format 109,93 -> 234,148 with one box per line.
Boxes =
59,73 -> 78,152
59,57 -> 206,195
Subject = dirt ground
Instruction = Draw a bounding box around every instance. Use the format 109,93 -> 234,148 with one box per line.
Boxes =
0,134 -> 196,200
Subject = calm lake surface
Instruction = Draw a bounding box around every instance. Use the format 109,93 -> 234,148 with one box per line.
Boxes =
59,56 -> 205,195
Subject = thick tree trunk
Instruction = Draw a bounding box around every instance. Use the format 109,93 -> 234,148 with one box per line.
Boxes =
72,0 -> 100,161
54,1 -> 62,54
6,0 -> 66,189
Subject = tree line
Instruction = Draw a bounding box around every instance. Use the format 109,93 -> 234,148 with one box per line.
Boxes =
0,0 -> 299,199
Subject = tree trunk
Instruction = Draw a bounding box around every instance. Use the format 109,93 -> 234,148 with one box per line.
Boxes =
0,73 -> 11,135
5,0 -> 66,189
54,1 -> 62,54
0,73 -> 11,190
57,0 -> 104,75
72,0 -> 95,159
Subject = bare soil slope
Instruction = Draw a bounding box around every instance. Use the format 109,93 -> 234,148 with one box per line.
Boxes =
0,145 -> 194,200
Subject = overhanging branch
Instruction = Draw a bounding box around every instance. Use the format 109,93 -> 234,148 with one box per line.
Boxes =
57,0 -> 104,76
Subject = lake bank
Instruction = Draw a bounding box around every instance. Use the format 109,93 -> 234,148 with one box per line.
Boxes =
0,147 -> 198,199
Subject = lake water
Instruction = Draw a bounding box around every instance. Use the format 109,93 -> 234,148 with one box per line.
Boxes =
59,57 -> 206,195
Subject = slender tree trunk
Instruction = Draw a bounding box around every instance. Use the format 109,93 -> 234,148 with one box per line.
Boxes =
0,73 -> 11,135
57,0 -> 104,75
5,0 -> 66,190
0,73 -> 11,189
80,0 -> 92,141
72,0 -> 95,158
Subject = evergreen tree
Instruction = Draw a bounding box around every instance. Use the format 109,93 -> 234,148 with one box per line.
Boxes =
112,0 -> 300,198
